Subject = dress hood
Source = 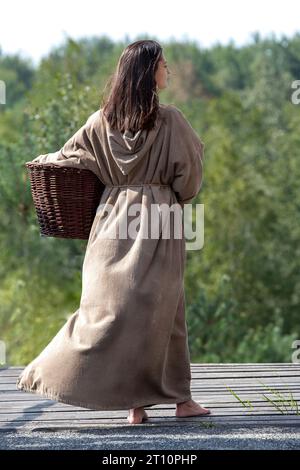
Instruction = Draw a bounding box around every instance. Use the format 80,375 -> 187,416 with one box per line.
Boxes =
103,108 -> 164,176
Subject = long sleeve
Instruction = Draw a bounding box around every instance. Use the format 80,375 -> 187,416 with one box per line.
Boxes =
28,111 -> 103,181
168,105 -> 205,205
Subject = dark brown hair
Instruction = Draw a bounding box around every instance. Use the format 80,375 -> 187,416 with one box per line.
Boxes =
101,40 -> 163,133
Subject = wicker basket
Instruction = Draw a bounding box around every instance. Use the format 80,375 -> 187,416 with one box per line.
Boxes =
26,163 -> 105,239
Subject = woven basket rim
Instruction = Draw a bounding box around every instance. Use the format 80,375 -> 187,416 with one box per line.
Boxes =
25,162 -> 95,172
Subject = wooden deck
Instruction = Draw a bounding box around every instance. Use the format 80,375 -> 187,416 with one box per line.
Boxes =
1,363 -> 300,431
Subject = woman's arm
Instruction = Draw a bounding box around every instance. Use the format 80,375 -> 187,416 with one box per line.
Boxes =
168,105 -> 205,205
28,111 -> 103,181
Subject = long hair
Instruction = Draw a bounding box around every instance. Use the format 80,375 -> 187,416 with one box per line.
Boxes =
101,40 -> 163,133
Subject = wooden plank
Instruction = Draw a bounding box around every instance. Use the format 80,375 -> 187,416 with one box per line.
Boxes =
4,379 -> 300,391
0,403 -> 298,418
0,407 -> 299,423
2,363 -> 297,367
3,385 -> 300,395
190,372 -> 300,378
2,363 -> 300,373
3,367 -> 300,380
4,387 -> 300,398
3,371 -> 300,383
180,365 -> 297,369
2,392 -> 300,409
2,394 -> 300,410
5,374 -> 300,384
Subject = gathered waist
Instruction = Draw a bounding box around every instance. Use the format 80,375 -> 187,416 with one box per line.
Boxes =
106,183 -> 170,188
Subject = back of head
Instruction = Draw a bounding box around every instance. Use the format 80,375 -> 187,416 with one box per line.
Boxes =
101,39 -> 163,134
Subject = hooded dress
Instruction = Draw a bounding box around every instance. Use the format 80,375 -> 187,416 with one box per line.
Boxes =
16,103 -> 205,410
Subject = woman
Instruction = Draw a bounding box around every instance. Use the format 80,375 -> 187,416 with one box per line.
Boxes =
16,39 -> 211,425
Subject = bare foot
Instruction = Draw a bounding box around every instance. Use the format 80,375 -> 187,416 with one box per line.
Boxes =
127,406 -> 149,424
176,399 -> 211,417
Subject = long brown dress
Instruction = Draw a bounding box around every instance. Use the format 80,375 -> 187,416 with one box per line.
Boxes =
16,103 -> 205,410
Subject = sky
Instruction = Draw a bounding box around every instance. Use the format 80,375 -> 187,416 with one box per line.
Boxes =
1,0 -> 300,66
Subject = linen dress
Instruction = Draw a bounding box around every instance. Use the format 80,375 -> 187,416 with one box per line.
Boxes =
16,103 -> 205,410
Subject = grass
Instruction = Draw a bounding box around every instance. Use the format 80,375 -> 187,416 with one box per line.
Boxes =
226,380 -> 300,415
